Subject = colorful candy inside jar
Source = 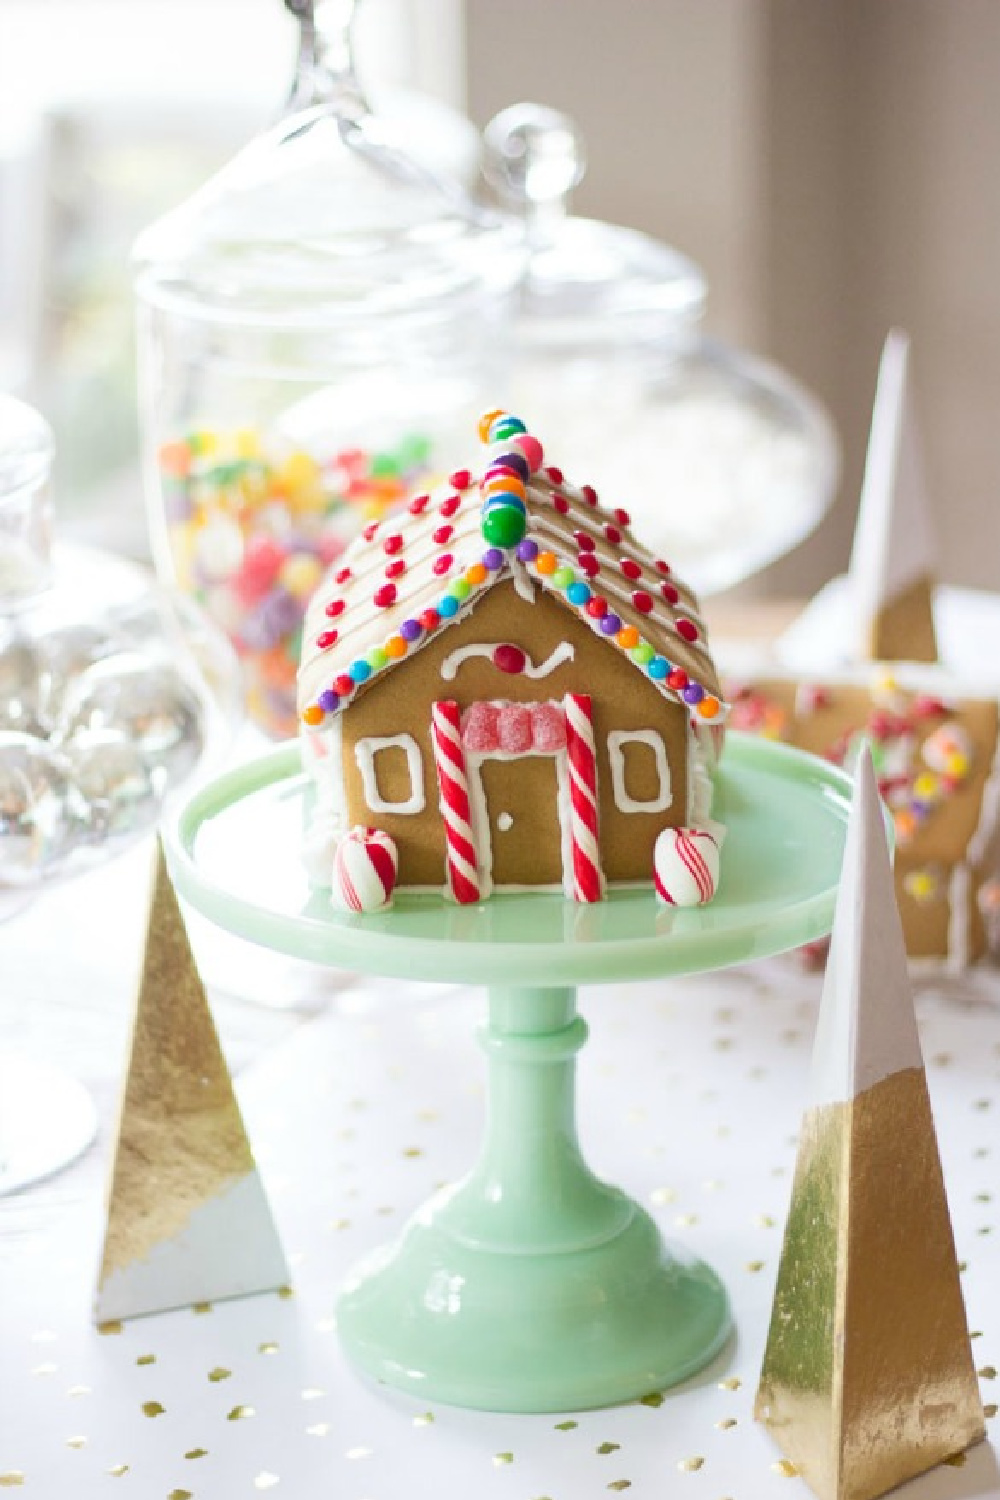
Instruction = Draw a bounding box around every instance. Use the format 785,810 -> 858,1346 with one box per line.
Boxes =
156,427 -> 435,737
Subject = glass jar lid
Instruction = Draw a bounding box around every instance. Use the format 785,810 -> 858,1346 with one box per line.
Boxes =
134,103 -> 523,328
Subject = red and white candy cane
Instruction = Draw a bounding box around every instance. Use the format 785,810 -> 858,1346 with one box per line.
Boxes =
431,700 -> 481,904
563,693 -> 605,903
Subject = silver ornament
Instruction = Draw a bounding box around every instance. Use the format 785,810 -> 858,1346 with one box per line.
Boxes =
62,728 -> 159,843
54,650 -> 206,794
0,730 -> 87,884
35,623 -> 118,727
0,635 -> 44,735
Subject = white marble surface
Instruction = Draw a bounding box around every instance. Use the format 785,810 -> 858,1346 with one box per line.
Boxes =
2,839 -> 1000,1499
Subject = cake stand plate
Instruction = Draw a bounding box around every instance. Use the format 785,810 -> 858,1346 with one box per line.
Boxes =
167,732 -> 854,1412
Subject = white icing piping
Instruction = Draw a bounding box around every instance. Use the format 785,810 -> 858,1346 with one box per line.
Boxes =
441,640 -> 575,682
354,734 -> 426,816
607,730 -> 673,813
687,722 -> 715,824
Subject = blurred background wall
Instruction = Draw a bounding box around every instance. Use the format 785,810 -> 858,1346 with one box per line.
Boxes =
469,0 -> 1000,598
2,0 -> 999,599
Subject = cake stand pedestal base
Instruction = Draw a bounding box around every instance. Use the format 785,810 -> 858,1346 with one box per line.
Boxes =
337,985 -> 730,1412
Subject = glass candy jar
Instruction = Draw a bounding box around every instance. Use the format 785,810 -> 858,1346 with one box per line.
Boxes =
483,106 -> 840,597
135,41 -> 521,738
0,394 -> 237,905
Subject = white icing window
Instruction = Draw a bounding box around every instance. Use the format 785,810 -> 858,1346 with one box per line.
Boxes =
607,730 -> 673,814
355,735 -> 426,816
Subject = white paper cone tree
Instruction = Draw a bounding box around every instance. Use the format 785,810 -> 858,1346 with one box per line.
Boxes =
755,748 -> 984,1500
94,839 -> 288,1322
849,330 -> 938,663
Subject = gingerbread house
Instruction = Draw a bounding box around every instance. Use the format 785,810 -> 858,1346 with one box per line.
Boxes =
298,412 -> 728,904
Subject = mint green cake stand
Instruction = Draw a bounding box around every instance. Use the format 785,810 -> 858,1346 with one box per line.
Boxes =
166,732 -> 852,1413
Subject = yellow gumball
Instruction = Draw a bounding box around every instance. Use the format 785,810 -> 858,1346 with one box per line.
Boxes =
279,552 -> 323,600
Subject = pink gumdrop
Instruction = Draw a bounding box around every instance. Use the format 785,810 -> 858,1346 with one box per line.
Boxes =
498,703 -> 533,753
462,702 -> 500,753
233,535 -> 287,605
318,534 -> 346,566
510,433 -> 544,473
531,703 -> 567,752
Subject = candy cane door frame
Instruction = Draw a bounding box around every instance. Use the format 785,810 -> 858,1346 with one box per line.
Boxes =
431,695 -> 605,904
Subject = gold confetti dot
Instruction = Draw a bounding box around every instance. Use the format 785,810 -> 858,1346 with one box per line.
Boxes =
0,1478 -> 24,1489
702,1179 -> 724,1193
755,1214 -> 776,1228
376,1205 -> 396,1216
650,1187 -> 677,1205
977,1226 -> 993,1236
714,1038 -> 734,1052
978,1366 -> 997,1380
597,1441 -> 621,1455
607,1482 -> 632,1492
674,1213 -> 699,1228
208,1367 -> 232,1383
943,1452 -> 968,1468
417,1108 -> 439,1122
746,1260 -> 766,1273
192,1302 -> 213,1315
330,1218 -> 351,1232
974,1098 -> 993,1111
107,1465 -> 130,1478
67,1385 -> 91,1397
306,1424 -> 330,1438
277,1285 -> 295,1299
974,1147 -> 991,1159
185,1449 -> 208,1461
718,1377 -> 742,1391
639,1392 -> 664,1408
932,1052 -> 953,1067
716,1417 -> 737,1430
413,1412 -> 435,1427
97,1321 -> 123,1336
493,1452 -> 514,1467
302,1388 -> 325,1401
402,1147 -> 423,1158
259,1342 -> 280,1355
228,1405 -> 255,1421
984,1403 -> 998,1418
136,1354 -> 156,1367
554,1420 -> 578,1430
142,1399 -> 166,1418
773,1459 -> 799,1477
254,1474 -> 280,1491
677,1456 -> 704,1471
66,1437 -> 87,1449
168,1491 -> 193,1500
971,1330 -> 984,1339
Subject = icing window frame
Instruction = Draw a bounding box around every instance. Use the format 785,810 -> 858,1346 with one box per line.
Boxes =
355,734 -> 426,817
607,729 -> 673,814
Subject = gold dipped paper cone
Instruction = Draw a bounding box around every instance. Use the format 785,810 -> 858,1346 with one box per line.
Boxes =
755,748 -> 984,1499
850,331 -> 939,665
94,839 -> 288,1321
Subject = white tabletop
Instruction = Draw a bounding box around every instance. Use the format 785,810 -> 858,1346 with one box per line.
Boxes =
2,835 -> 1000,1499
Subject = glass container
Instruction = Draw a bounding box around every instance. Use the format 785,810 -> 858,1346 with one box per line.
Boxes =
483,105 -> 840,596
135,3 -> 521,737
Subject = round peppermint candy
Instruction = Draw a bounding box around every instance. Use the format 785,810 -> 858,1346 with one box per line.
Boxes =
331,826 -> 398,913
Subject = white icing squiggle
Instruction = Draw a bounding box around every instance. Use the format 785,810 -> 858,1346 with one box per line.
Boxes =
607,729 -> 673,813
355,734 -> 425,816
441,640 -> 575,682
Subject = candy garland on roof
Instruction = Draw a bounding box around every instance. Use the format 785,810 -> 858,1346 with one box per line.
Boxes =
301,410 -> 727,729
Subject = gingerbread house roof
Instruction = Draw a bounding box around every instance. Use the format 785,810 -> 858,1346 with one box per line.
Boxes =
298,417 -> 728,731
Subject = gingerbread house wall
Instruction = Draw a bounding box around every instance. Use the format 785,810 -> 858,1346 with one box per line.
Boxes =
737,679 -> 1000,964
334,581 -> 692,892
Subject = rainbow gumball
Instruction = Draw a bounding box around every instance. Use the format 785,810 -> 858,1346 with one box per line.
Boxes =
653,824 -> 723,906
331,826 -> 398,912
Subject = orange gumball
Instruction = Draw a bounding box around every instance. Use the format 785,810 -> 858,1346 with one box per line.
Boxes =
477,407 -> 506,444
697,696 -> 720,720
465,563 -> 487,586
535,551 -> 557,576
302,703 -> 324,726
385,635 -> 408,659
616,626 -> 640,650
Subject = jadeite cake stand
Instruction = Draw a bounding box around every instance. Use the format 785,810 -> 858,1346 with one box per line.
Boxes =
166,731 -> 852,1413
